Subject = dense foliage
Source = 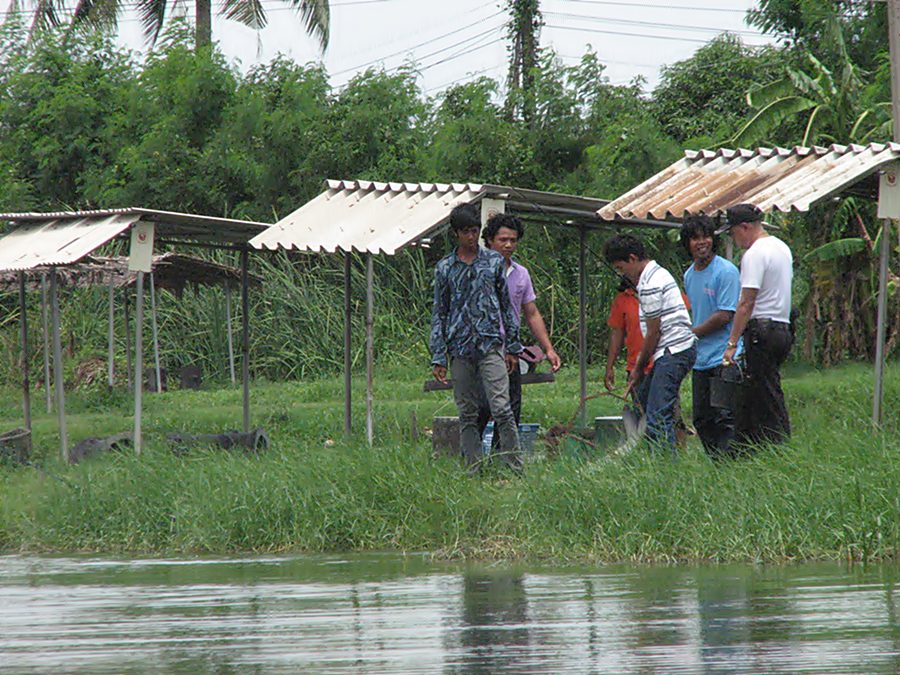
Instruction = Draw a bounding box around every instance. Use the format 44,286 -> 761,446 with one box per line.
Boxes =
0,1 -> 897,386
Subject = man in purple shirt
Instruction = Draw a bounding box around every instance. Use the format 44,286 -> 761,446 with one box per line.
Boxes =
478,213 -> 562,443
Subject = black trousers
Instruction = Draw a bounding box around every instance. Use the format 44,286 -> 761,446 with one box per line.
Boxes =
735,319 -> 793,448
692,367 -> 736,460
478,367 -> 522,447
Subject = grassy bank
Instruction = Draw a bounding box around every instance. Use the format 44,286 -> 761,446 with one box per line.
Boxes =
1,362 -> 898,562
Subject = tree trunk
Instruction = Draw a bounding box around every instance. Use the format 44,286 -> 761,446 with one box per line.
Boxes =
195,0 -> 212,47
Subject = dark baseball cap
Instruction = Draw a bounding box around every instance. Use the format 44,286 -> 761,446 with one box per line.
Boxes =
726,203 -> 763,226
716,203 -> 765,234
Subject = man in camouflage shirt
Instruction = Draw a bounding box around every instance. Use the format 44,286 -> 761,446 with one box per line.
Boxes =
430,203 -> 523,473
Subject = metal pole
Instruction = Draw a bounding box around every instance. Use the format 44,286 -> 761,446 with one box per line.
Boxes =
344,251 -> 352,436
134,271 -> 144,455
18,272 -> 31,432
149,272 -> 162,393
225,282 -> 236,384
365,253 -> 374,447
579,226 -> 588,405
124,290 -> 133,390
41,273 -> 51,413
107,276 -> 115,387
241,248 -> 250,433
49,270 -> 67,463
873,219 -> 891,426
877,0 -> 900,425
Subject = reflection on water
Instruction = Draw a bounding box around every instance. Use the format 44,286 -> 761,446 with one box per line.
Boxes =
0,554 -> 897,674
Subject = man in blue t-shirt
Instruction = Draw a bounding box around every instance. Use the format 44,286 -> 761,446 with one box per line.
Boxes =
682,215 -> 743,460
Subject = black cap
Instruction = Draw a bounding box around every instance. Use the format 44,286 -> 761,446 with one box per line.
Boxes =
716,203 -> 765,235
726,203 -> 763,227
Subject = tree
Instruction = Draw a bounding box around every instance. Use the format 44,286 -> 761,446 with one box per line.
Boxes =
651,34 -> 784,146
729,51 -> 886,147
24,0 -> 329,51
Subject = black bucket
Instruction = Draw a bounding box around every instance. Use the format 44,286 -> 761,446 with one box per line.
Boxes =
710,362 -> 744,409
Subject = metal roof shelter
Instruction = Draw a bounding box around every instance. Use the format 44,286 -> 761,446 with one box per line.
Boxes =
1,254 -> 262,422
598,143 -> 900,220
250,180 -> 677,443
0,208 -> 270,462
598,142 -> 900,425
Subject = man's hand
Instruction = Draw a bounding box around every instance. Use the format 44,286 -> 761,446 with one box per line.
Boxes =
546,348 -> 562,373
604,365 -> 615,392
505,353 -> 519,374
432,364 -> 448,384
722,345 -> 737,367
623,369 -> 641,398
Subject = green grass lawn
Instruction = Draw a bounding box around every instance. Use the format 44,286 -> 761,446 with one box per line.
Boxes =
1,361 -> 898,562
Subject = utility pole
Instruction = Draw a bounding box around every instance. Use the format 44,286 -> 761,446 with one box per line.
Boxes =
504,0 -> 542,125
875,0 -> 900,425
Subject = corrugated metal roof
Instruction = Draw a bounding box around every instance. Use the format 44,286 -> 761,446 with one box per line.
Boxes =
249,179 -> 675,255
0,208 -> 272,272
597,143 -> 900,221
0,213 -> 140,272
250,180 -> 487,255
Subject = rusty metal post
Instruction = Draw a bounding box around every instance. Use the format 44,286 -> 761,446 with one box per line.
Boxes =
18,272 -> 31,432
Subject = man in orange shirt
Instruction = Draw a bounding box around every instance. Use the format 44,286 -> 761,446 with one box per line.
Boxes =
605,278 -> 690,443
605,279 -> 647,390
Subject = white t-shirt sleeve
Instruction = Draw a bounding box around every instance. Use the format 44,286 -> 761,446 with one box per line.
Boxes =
740,247 -> 764,290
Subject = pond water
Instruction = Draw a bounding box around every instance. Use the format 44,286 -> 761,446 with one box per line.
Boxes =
1,554 -> 897,673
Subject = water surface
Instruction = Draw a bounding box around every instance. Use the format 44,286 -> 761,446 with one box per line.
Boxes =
1,554 -> 897,673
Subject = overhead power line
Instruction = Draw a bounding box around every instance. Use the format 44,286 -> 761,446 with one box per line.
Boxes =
543,10 -> 766,37
544,23 -> 767,45
331,17 -> 503,77
556,0 -> 747,12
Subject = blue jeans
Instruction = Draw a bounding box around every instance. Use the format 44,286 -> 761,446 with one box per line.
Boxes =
638,345 -> 696,456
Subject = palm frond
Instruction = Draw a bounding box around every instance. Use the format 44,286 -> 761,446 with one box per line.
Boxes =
136,0 -> 167,45
221,0 -> 266,31
290,0 -> 329,51
70,0 -> 120,33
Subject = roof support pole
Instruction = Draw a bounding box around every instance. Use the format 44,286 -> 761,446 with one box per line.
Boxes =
365,253 -> 374,447
40,273 -> 51,413
225,282 -> 236,384
873,218 -> 891,426
49,269 -> 68,463
241,248 -> 250,434
124,291 -> 133,391
133,271 -> 144,455
878,0 -> 900,426
107,277 -> 115,387
150,272 -> 162,393
18,272 -> 31,432
578,226 -> 588,408
344,252 -> 352,436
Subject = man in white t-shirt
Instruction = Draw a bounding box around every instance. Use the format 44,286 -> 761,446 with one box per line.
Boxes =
604,234 -> 696,455
721,203 -> 794,447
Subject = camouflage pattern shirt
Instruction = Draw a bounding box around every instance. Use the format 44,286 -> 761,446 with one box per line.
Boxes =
430,247 -> 522,367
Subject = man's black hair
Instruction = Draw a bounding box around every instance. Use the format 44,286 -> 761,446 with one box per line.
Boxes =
449,203 -> 480,232
603,234 -> 646,263
679,214 -> 718,256
482,212 -> 524,246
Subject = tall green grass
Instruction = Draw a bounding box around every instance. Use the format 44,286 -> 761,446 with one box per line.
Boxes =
0,362 -> 897,562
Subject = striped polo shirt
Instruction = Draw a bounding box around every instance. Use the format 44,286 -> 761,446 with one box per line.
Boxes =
636,260 -> 695,361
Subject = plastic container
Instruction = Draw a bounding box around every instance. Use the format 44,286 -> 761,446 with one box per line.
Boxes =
482,421 -> 541,455
594,416 -> 625,448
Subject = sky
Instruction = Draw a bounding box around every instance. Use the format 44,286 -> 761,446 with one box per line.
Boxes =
2,0 -> 774,96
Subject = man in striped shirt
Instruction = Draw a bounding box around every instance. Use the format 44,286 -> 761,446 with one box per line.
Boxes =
604,234 -> 696,454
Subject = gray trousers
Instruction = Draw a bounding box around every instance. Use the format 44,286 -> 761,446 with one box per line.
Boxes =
450,349 -> 522,470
